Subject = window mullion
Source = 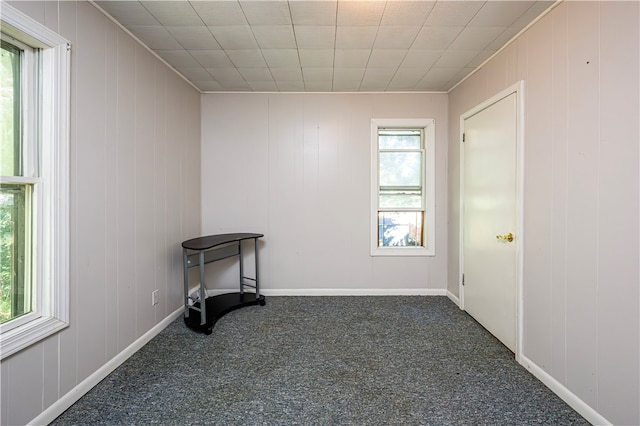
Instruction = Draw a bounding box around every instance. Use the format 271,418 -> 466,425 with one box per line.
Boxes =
378,208 -> 424,212
0,176 -> 40,184
379,186 -> 422,190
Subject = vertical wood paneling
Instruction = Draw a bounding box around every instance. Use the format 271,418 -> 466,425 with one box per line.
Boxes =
178,86 -> 195,307
116,28 -> 137,350
505,43 -> 519,88
134,47 -> 157,336
318,98 -> 339,194
180,87 -> 202,296
235,94 -> 268,236
301,97 -> 328,289
0,360 -> 7,425
75,0 -> 107,380
0,3 -> 201,424
316,98 -> 343,286
165,77 -> 179,304
6,1 -> 45,25
42,336 -> 60,410
446,87 -> 463,297
522,13 -> 553,369
164,77 -> 184,307
154,65 -> 168,320
462,70 -> 486,113
104,19 -> 119,361
597,3 -> 640,423
565,1 -> 600,407
312,95 -> 338,284
57,0 -> 78,398
186,90 -> 201,241
336,96 -> 371,288
485,49 -> 507,96
6,345 -> 42,425
550,1 -> 569,383
517,34 -> 528,85
433,94 -> 449,289
271,93 -> 305,287
44,0 -> 58,33
201,95 -> 267,235
265,95 -> 303,288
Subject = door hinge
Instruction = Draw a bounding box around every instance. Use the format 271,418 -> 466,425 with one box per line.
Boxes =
462,133 -> 466,142
462,273 -> 465,286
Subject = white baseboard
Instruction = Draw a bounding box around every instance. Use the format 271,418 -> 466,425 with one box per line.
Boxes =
446,290 -> 460,306
259,288 -> 447,296
28,307 -> 183,426
201,286 -> 448,297
518,355 -> 611,426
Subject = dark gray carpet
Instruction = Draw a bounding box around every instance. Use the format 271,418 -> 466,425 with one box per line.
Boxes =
51,296 -> 588,425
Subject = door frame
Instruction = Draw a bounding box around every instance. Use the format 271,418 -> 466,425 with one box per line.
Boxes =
458,81 -> 525,360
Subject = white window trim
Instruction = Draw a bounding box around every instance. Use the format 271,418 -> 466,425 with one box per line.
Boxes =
0,4 -> 70,360
370,118 -> 435,257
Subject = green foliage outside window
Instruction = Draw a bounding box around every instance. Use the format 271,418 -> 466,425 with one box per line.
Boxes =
1,39 -> 30,323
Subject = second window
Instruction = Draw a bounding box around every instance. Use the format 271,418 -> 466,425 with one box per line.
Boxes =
371,119 -> 435,256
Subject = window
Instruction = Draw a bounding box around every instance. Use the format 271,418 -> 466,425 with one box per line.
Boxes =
2,37 -> 34,327
1,4 -> 70,359
371,119 -> 435,256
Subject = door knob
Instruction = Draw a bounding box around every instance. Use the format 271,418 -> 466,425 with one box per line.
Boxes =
496,232 -> 514,242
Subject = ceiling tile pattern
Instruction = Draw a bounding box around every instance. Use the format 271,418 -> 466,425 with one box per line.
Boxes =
95,0 -> 555,92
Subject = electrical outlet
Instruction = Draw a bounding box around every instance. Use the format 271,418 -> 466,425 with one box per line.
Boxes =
152,289 -> 159,306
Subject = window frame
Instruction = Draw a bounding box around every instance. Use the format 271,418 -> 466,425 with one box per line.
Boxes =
370,118 -> 435,257
0,4 -> 70,360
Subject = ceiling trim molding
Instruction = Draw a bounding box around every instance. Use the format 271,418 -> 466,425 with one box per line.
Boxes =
200,90 -> 449,95
89,0 -> 203,94
447,0 -> 563,94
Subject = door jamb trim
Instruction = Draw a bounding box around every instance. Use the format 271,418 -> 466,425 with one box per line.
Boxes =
458,80 -> 525,361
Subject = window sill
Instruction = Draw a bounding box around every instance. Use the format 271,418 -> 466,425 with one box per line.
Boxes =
371,246 -> 435,257
0,316 -> 68,360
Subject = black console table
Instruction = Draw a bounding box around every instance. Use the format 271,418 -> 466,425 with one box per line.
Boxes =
182,233 -> 265,335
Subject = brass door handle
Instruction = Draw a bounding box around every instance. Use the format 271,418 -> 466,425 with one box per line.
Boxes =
496,232 -> 514,242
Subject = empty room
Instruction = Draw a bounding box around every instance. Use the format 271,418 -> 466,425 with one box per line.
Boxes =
0,0 -> 638,425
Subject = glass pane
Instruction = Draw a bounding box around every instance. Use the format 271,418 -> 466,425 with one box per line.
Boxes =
0,40 -> 22,176
0,184 -> 31,324
379,151 -> 421,187
378,129 -> 421,149
378,211 -> 423,247
379,191 -> 422,209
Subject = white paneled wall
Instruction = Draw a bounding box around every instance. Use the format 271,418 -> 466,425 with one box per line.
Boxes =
448,2 -> 639,424
201,93 -> 448,294
4,0 -> 638,425
0,2 -> 201,425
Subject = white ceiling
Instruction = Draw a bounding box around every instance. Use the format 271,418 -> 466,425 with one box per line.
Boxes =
94,0 -> 555,92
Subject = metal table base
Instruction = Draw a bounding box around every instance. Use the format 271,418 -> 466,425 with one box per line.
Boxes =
181,233 -> 265,335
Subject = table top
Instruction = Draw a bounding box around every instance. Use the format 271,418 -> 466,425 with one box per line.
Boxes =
182,233 -> 264,251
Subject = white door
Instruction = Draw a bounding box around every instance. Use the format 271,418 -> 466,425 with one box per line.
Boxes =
462,92 -> 518,352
